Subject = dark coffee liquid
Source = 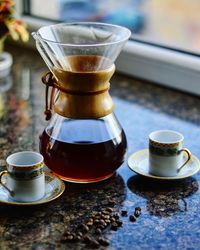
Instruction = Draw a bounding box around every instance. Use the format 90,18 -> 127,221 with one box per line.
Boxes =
40,124 -> 127,182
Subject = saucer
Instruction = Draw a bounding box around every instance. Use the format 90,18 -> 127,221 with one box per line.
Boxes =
0,172 -> 65,206
128,149 -> 200,180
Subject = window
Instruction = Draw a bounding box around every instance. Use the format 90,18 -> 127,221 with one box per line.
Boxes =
18,0 -> 200,95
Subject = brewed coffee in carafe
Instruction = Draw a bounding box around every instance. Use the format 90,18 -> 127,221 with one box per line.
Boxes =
33,22 -> 131,183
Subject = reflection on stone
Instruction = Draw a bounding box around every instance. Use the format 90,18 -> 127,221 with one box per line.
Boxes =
0,173 -> 125,248
0,75 -> 13,120
127,175 -> 198,217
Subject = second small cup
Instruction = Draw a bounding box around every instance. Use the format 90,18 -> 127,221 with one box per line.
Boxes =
149,130 -> 191,177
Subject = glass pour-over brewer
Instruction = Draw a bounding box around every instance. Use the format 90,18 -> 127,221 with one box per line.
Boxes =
33,22 -> 131,183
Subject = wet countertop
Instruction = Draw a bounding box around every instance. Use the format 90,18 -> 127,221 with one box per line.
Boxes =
0,46 -> 200,249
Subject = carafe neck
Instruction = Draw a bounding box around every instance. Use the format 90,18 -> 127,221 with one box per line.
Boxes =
42,62 -> 115,119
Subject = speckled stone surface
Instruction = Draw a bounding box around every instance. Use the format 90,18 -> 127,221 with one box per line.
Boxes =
0,46 -> 200,249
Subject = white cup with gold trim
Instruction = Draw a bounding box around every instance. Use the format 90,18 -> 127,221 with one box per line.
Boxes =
0,151 -> 45,202
149,130 -> 191,177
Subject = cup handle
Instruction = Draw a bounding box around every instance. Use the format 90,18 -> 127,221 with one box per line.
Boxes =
177,148 -> 191,173
0,171 -> 14,197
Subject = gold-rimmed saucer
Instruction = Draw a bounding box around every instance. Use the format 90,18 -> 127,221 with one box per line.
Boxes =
128,149 -> 200,180
0,172 -> 65,206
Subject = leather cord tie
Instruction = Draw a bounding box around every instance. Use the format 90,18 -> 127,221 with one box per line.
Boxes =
41,71 -> 111,120
41,71 -> 56,120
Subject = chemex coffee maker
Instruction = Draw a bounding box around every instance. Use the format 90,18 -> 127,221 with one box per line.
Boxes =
32,22 -> 131,183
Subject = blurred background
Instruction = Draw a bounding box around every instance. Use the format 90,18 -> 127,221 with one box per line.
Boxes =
23,0 -> 200,55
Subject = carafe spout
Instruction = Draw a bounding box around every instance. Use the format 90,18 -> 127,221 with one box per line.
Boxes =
31,32 -> 55,71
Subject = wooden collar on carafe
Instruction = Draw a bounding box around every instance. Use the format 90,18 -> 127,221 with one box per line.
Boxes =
41,64 -> 115,119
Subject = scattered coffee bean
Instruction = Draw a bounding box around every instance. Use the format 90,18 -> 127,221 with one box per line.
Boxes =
111,222 -> 118,231
76,232 -> 83,237
72,236 -> 80,242
98,237 -> 110,246
102,210 -> 110,215
94,219 -> 100,225
86,221 -> 93,227
99,219 -> 105,224
116,220 -> 123,227
103,215 -> 110,220
134,210 -> 141,217
121,210 -> 128,217
78,224 -> 89,233
83,235 -> 92,244
108,199 -> 116,205
95,228 -> 101,235
110,217 -> 116,222
76,236 -> 81,241
99,225 -> 105,230
63,231 -> 71,237
106,207 -> 113,213
129,215 -> 137,222
96,215 -> 101,220
135,207 -> 141,211
105,219 -> 111,224
65,235 -> 74,242
103,222 -> 107,228
90,239 -> 100,248
113,213 -> 119,220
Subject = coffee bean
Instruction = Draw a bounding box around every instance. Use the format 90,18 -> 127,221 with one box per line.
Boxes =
99,219 -> 105,224
64,235 -> 74,242
95,228 -> 102,235
90,239 -> 99,248
86,221 -> 93,227
87,218 -> 94,222
102,222 -> 107,228
76,232 -> 83,237
63,231 -> 71,237
102,210 -> 110,215
72,236 -> 80,242
78,224 -> 89,233
98,225 -> 105,230
108,199 -> 116,205
105,219 -> 111,224
111,222 -> 118,231
76,236 -> 81,241
106,207 -> 113,213
116,220 -> 123,227
94,219 -> 100,225
135,207 -> 141,211
110,217 -> 116,222
134,210 -> 141,217
129,215 -> 137,222
103,215 -> 110,220
98,237 -> 110,246
83,235 -> 92,244
121,210 -> 128,217
113,213 -> 119,220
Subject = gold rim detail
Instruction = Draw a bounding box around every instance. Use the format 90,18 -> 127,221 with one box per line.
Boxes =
10,161 -> 44,171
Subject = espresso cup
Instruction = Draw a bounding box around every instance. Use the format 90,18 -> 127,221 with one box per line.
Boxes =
149,130 -> 191,177
0,151 -> 45,202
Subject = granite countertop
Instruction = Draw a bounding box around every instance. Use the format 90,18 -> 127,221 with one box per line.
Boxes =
0,46 -> 200,249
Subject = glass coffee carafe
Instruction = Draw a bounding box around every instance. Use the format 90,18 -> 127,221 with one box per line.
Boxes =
33,22 -> 131,183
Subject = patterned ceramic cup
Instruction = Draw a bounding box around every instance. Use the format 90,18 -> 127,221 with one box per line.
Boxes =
149,130 -> 191,177
0,151 -> 45,202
